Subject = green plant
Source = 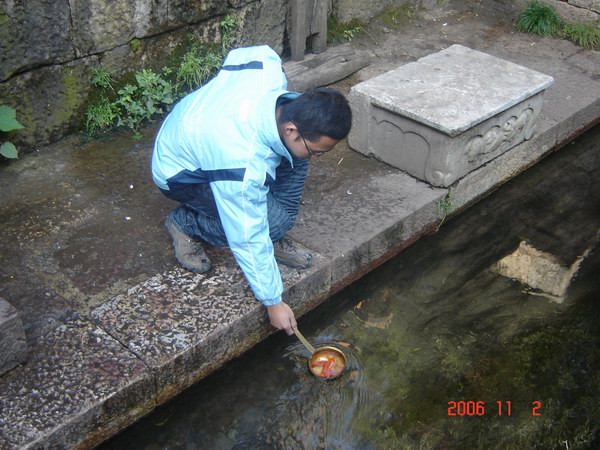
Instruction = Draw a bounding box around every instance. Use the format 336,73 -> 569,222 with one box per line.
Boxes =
562,22 -> 600,50
327,16 -> 367,43
379,4 -> 416,28
0,105 -> 24,159
85,98 -> 118,135
130,38 -> 142,54
343,25 -> 364,41
84,15 -> 236,138
436,189 -> 455,230
220,14 -> 236,51
174,15 -> 235,95
91,67 -> 115,90
116,69 -> 174,137
517,1 -> 563,37
517,1 -> 600,51
176,45 -> 223,94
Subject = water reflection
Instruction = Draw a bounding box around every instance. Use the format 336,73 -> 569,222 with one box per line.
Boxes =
103,126 -> 600,449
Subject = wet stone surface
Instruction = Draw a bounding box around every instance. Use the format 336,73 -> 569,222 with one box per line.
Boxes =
91,253 -> 258,366
293,142 -> 446,284
0,312 -> 154,449
91,244 -> 330,366
0,128 -> 174,315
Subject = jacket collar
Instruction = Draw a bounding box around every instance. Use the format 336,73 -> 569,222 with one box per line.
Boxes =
259,91 -> 300,165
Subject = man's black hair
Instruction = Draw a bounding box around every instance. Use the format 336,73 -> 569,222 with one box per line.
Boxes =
279,87 -> 352,141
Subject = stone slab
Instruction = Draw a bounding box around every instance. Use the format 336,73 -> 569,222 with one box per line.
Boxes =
351,44 -> 554,136
90,246 -> 331,404
0,313 -> 154,449
287,145 -> 447,289
0,298 -> 27,376
349,44 -> 554,187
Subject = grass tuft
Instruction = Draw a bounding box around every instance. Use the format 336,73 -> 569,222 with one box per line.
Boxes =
517,1 -> 563,37
562,22 -> 600,50
517,1 -> 600,51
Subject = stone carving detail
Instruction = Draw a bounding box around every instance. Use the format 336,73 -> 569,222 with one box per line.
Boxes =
425,163 -> 454,188
372,115 -> 430,179
465,108 -> 536,166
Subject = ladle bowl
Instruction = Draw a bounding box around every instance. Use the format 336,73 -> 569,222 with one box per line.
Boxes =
307,345 -> 347,380
294,329 -> 347,380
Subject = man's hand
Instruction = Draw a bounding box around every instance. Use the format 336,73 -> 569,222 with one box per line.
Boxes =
267,302 -> 297,335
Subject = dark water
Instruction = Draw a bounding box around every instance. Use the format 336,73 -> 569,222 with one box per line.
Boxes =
102,125 -> 600,450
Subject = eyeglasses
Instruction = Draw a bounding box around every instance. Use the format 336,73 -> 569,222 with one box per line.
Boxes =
300,134 -> 328,159
291,121 -> 329,159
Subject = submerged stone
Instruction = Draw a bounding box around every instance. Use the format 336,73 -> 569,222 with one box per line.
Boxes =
492,239 -> 596,301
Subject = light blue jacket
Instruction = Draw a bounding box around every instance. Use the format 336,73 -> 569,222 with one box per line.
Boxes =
152,45 -> 298,306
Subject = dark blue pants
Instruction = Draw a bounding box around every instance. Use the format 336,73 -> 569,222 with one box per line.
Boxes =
161,157 -> 309,247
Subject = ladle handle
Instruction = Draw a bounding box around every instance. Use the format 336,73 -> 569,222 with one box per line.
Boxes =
294,328 -> 316,354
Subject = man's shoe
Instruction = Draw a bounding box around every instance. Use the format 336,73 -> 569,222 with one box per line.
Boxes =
165,215 -> 211,273
274,236 -> 312,269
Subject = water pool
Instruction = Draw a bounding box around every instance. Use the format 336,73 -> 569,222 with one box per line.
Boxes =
102,126 -> 600,450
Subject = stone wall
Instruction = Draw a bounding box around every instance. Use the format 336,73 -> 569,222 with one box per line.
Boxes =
0,0 -> 418,151
570,0 -> 600,14
0,0 -> 396,152
2,0 -> 598,152
0,0 -> 292,150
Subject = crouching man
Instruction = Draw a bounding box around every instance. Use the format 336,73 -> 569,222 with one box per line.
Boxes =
152,45 -> 352,336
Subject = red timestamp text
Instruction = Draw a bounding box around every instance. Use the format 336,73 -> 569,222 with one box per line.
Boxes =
447,400 -> 542,417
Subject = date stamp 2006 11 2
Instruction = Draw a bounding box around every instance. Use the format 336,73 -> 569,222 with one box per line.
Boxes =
447,400 -> 542,417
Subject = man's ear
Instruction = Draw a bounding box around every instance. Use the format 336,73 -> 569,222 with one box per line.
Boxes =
282,121 -> 298,137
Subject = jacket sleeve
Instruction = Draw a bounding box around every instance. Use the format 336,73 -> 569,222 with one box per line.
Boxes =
209,174 -> 283,306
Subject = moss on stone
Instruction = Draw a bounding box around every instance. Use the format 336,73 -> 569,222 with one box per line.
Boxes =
51,67 -> 85,129
377,3 -> 417,29
130,38 -> 142,54
0,13 -> 11,59
327,16 -> 367,43
63,68 -> 80,113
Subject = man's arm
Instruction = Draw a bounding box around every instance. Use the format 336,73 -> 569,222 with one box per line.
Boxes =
209,175 -> 297,333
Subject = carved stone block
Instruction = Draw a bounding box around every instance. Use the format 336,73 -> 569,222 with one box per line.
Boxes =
348,45 -> 554,187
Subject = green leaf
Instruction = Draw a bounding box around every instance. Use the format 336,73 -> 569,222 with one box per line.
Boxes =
0,141 -> 19,159
0,105 -> 25,132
